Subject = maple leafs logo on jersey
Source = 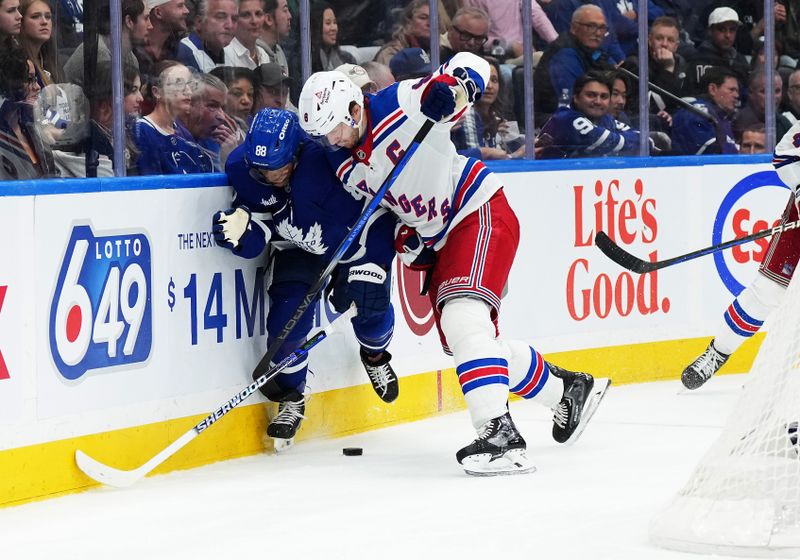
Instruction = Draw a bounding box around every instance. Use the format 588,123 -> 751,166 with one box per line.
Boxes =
275,219 -> 329,255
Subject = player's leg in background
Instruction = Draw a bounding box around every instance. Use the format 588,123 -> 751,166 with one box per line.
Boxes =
328,258 -> 400,403
683,195 -> 800,390
259,250 -> 324,449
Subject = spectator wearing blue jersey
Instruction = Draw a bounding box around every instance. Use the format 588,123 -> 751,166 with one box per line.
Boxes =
176,0 -> 238,73
532,5 -> 615,126
133,62 -> 214,174
178,72 -> 243,170
671,66 -> 739,155
537,71 -> 641,159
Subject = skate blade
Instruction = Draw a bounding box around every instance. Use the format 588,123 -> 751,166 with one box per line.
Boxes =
461,449 -> 537,477
564,378 -> 611,446
273,437 -> 295,453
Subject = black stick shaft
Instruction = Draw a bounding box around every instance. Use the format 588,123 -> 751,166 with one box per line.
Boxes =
595,218 -> 800,274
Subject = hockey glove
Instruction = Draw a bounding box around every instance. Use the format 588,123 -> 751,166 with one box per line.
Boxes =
212,206 -> 252,252
420,75 -> 458,122
394,224 -> 436,271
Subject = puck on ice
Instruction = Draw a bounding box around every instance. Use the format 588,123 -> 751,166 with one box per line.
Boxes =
343,447 -> 363,456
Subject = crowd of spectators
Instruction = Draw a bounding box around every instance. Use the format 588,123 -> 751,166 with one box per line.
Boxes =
0,0 -> 795,180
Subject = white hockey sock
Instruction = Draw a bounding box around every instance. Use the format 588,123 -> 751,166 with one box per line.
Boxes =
504,339 -> 563,409
440,298 -> 509,430
714,274 -> 786,355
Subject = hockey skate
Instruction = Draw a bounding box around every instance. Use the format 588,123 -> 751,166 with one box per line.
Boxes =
549,363 -> 611,445
681,340 -> 730,390
267,392 -> 305,453
360,349 -> 399,403
456,412 -> 536,476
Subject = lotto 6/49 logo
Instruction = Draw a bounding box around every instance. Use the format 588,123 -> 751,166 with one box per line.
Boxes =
49,225 -> 152,380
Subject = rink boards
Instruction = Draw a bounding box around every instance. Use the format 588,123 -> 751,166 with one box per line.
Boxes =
0,155 -> 785,506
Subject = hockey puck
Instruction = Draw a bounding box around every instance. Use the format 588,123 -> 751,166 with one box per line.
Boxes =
342,447 -> 363,456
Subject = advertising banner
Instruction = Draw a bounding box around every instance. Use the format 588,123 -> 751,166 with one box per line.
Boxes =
0,197 -> 35,432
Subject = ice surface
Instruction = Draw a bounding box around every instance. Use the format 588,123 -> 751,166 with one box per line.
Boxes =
1,375 -> 754,560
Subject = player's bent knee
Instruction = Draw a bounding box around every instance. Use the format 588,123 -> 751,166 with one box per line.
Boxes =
440,297 -> 496,355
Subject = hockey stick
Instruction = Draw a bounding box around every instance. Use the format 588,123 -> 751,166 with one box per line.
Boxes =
249,119 -> 434,380
75,119 -> 434,488
595,218 -> 800,274
75,306 -> 357,488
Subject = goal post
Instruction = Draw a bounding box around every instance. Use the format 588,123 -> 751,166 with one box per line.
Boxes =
649,273 -> 800,557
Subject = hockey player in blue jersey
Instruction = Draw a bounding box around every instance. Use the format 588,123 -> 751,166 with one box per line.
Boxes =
538,71 -> 642,159
298,52 -> 611,475
212,108 -> 399,450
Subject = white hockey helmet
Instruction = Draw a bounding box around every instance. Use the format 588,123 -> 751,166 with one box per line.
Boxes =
298,70 -> 364,137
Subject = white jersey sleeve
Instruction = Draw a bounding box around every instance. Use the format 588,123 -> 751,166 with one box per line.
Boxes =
773,121 -> 800,191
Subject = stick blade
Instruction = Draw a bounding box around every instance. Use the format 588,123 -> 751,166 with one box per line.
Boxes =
75,449 -> 145,488
594,231 -> 656,273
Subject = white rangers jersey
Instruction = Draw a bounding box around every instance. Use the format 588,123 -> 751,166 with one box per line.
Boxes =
325,52 -> 504,250
774,121 -> 800,191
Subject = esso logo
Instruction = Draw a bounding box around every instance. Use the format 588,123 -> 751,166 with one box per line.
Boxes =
49,225 -> 153,380
713,170 -> 789,296
395,260 -> 435,336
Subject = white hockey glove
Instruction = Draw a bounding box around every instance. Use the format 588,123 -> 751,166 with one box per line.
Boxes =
212,206 -> 252,251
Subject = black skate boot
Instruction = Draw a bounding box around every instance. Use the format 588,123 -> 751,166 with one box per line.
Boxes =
549,363 -> 610,444
681,340 -> 729,390
360,349 -> 399,403
456,412 -> 535,476
267,391 -> 305,452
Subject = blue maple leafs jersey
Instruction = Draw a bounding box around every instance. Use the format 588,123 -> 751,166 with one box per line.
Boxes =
225,138 -> 393,264
538,106 -> 641,159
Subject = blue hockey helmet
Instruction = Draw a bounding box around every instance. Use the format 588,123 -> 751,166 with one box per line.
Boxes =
244,108 -> 302,170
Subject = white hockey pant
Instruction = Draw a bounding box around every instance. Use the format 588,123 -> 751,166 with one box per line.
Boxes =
715,273 -> 786,355
439,297 -> 563,430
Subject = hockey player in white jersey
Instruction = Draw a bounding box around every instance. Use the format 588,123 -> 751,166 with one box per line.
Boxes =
298,52 -> 611,475
682,121 -> 800,389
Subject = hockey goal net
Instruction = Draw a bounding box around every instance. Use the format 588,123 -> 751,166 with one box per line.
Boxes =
650,274 -> 800,558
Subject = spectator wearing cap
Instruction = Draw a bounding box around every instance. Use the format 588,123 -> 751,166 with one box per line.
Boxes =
389,48 -> 431,82
532,5 -> 615,125
336,63 -> 378,94
224,0 -> 269,69
361,61 -> 395,90
253,62 -> 291,110
465,0 -> 557,57
176,0 -> 239,73
685,7 -> 749,97
439,7 -> 489,62
374,0 -> 449,66
258,0 -> 291,76
136,0 -> 189,82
